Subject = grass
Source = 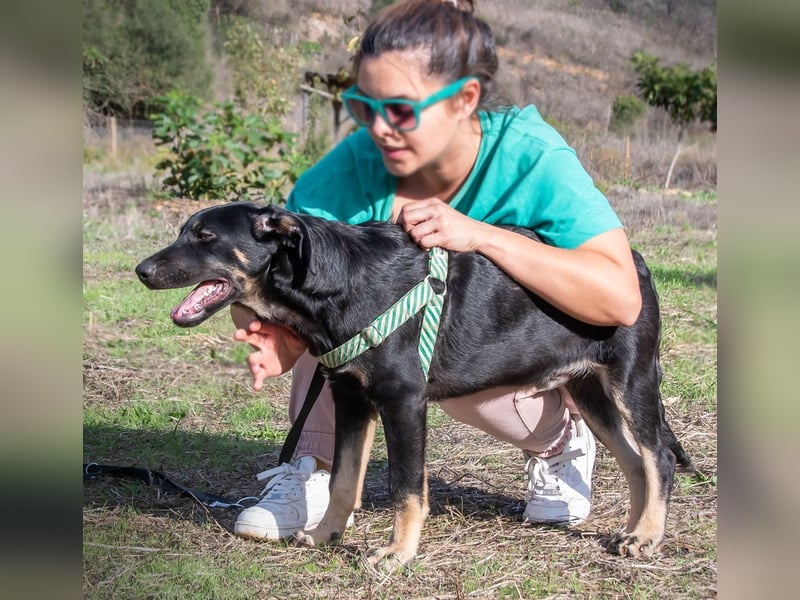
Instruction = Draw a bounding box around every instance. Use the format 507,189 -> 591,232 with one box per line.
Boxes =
83,178 -> 716,598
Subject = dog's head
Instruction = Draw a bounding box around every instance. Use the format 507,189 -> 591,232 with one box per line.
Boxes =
135,203 -> 308,327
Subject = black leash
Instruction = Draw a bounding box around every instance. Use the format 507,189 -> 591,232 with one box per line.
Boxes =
82,463 -> 253,509
278,363 -> 325,465
84,363 -> 326,509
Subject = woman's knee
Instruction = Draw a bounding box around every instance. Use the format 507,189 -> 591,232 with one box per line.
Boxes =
439,386 -> 569,453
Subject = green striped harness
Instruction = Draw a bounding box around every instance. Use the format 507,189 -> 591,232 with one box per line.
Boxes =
317,247 -> 449,381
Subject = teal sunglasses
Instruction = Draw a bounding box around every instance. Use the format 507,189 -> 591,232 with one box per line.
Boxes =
342,76 -> 478,132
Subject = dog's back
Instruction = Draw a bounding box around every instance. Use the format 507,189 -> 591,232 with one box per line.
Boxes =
138,203 -> 692,568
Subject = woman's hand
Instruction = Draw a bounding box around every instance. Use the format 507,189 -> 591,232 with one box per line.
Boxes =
230,303 -> 307,391
395,199 -> 489,252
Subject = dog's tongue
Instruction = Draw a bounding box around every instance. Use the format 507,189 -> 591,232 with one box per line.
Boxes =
170,280 -> 228,324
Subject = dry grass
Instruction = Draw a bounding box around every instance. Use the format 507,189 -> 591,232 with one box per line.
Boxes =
83,179 -> 716,598
82,5 -> 716,594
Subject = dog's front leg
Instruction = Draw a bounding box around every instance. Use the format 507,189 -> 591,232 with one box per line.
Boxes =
366,397 -> 429,572
294,386 -> 377,548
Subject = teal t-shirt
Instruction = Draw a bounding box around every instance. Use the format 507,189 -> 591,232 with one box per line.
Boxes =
286,105 -> 621,249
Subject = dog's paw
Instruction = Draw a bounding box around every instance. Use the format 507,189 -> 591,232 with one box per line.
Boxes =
291,529 -> 342,548
290,531 -> 317,547
365,545 -> 414,573
611,531 -> 662,558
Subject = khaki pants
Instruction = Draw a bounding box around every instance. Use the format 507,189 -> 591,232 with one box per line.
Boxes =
289,351 -> 572,466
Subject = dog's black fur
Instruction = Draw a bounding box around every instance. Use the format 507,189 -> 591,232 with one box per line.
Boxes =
136,202 -> 693,569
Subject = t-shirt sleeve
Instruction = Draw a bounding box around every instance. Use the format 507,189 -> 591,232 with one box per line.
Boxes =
526,147 -> 623,249
456,108 -> 623,249
286,131 -> 395,224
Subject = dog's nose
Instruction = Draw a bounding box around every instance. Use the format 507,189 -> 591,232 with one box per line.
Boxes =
135,260 -> 156,281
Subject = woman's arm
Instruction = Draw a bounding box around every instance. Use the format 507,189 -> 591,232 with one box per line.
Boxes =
396,200 -> 642,327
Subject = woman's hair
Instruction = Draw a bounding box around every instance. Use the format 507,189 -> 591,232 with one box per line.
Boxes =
352,0 -> 499,108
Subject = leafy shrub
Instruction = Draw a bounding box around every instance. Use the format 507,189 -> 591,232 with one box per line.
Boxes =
221,16 -> 300,117
150,91 -> 311,202
631,51 -> 716,133
631,51 -> 717,189
83,0 -> 212,117
609,94 -> 647,136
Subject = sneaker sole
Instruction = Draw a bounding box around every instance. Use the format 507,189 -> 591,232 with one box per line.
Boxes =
234,513 -> 355,541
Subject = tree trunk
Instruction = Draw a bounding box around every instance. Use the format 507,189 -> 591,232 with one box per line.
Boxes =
624,135 -> 631,180
664,143 -> 680,190
664,129 -> 684,190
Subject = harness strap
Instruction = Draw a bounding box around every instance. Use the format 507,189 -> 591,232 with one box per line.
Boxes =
317,247 -> 448,380
418,246 -> 448,377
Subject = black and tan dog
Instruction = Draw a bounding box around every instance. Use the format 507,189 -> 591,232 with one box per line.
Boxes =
136,202 -> 693,570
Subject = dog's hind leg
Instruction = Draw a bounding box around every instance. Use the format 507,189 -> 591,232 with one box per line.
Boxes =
614,369 -> 682,558
366,394 -> 429,571
568,371 -> 674,557
568,375 -> 646,529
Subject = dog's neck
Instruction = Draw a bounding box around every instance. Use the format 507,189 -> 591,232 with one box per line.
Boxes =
263,218 -> 430,358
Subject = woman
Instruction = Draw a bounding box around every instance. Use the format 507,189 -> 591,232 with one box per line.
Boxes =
231,0 -> 642,541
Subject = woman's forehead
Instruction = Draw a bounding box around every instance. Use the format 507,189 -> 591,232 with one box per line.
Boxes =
356,50 -> 440,98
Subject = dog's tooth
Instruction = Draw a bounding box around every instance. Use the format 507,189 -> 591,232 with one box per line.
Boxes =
203,283 -> 221,298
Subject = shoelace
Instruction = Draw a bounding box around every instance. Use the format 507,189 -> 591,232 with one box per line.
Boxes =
252,463 -> 310,501
525,448 -> 585,496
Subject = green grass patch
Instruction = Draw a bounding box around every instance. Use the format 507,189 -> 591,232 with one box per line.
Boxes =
83,183 -> 717,598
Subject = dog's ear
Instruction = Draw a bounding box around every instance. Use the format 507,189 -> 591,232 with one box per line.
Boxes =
253,207 -> 296,240
252,206 -> 310,287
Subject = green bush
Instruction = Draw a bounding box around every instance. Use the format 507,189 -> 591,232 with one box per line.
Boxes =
223,17 -> 293,117
83,0 -> 212,117
150,91 -> 311,202
609,94 -> 647,136
631,51 -> 717,132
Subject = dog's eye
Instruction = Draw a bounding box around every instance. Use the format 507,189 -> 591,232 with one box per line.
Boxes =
196,229 -> 217,242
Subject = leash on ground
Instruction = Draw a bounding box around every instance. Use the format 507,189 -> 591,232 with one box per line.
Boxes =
84,364 -> 325,510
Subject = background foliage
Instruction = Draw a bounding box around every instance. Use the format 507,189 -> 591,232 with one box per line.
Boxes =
82,0 -> 717,195
83,0 -> 213,118
631,51 -> 717,134
150,91 -> 309,201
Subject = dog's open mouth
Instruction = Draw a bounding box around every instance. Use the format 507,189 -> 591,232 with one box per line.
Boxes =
170,279 -> 233,327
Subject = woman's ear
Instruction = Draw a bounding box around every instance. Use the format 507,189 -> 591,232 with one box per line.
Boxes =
459,78 -> 482,116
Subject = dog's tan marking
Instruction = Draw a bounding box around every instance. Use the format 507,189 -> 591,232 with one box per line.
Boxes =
232,247 -> 249,267
276,215 -> 300,235
523,359 -> 601,394
614,446 -> 667,557
299,412 -> 378,547
367,481 -> 429,571
351,415 -> 377,511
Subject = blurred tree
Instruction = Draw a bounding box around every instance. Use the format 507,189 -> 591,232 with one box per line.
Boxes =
83,0 -> 212,118
609,94 -> 647,180
631,51 -> 716,189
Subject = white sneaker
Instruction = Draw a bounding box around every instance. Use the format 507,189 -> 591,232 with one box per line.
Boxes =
234,455 -> 334,540
523,416 -> 595,525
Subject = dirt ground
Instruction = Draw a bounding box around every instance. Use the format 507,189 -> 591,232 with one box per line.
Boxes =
83,182 -> 717,598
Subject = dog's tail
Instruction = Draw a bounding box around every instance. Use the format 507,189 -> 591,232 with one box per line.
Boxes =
641,253 -> 700,479
663,422 -> 695,474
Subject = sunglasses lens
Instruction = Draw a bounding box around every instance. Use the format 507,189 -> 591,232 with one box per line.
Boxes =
344,97 -> 375,127
384,102 -> 417,131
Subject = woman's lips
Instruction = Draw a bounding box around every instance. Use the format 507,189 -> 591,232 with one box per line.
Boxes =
380,145 -> 407,160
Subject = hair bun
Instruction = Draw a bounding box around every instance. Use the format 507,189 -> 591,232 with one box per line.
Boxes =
443,0 -> 474,13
